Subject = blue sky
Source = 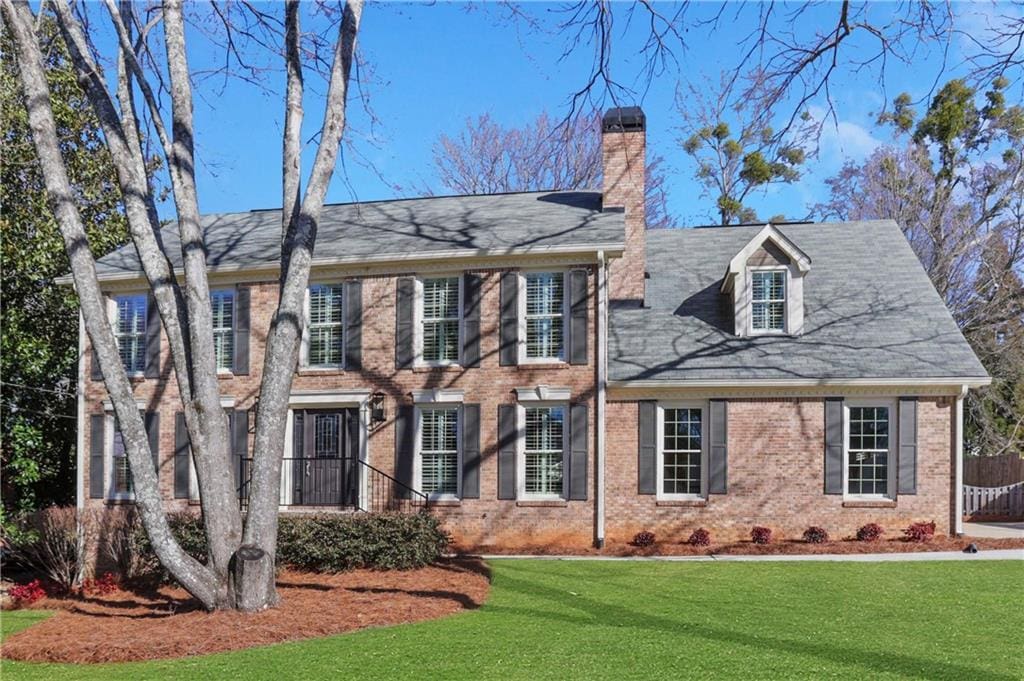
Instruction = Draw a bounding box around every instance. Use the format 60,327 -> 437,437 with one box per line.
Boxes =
159,1 -> 1022,226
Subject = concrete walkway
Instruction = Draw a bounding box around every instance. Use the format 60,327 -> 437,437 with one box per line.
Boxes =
476,549 -> 1024,562
963,521 -> 1024,539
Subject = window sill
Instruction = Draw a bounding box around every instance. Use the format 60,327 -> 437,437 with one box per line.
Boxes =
656,499 -> 707,508
516,500 -> 568,508
842,499 -> 897,509
428,499 -> 462,507
297,367 -> 346,376
516,362 -> 570,370
217,370 -> 234,379
412,365 -> 463,374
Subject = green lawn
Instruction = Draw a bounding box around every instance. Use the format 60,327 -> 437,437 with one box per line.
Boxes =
3,559 -> 1022,680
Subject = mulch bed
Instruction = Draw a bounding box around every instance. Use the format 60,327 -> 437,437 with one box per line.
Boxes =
2,559 -> 489,664
462,536 -> 1024,557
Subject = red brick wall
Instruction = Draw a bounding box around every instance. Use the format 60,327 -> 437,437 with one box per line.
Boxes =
82,266 -> 599,548
602,128 -> 646,303
605,396 -> 955,543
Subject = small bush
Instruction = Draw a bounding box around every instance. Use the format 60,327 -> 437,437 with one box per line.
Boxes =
132,512 -> 208,582
3,507 -> 96,594
277,512 -> 449,572
750,526 -> 772,545
101,508 -> 151,580
687,528 -> 711,547
82,572 -> 119,596
631,531 -> 656,547
856,523 -> 884,542
903,521 -> 936,543
9,580 -> 46,607
802,526 -> 829,544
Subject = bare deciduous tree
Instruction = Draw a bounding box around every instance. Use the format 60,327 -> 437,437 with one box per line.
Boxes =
1,0 -> 363,611
431,110 -> 675,228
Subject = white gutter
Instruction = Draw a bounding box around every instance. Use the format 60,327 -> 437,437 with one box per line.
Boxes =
954,384 -> 967,535
609,376 -> 992,390
56,242 -> 627,286
595,251 -> 608,549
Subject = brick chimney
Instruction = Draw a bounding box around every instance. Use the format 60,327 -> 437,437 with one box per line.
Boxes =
601,106 -> 646,303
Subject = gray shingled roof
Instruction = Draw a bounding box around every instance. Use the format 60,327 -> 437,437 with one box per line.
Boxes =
92,191 -> 624,278
609,220 -> 987,382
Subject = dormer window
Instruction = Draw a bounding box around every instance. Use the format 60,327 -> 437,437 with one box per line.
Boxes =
720,224 -> 811,339
750,270 -> 786,333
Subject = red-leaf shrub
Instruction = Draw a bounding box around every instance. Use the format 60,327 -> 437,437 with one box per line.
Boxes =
750,526 -> 772,545
687,528 -> 711,547
856,523 -> 884,542
83,572 -> 120,595
802,526 -> 829,544
9,580 -> 46,607
632,531 -> 656,547
903,521 -> 936,542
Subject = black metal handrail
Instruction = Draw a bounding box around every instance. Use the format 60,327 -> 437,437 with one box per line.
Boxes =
236,456 -> 429,514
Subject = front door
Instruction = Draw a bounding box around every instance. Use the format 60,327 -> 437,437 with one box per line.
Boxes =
293,408 -> 359,506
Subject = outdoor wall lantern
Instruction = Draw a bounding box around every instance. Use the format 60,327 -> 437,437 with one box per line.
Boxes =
370,392 -> 387,427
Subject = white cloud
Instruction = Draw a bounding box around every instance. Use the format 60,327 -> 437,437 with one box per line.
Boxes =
808,105 -> 882,167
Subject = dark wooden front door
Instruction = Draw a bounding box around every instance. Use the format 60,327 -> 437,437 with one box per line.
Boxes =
293,408 -> 359,506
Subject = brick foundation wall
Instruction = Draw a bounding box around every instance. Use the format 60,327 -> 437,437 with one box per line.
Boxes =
605,397 -> 955,543
82,266 -> 599,548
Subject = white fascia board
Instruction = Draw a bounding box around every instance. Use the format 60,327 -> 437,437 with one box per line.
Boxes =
58,242 -> 627,286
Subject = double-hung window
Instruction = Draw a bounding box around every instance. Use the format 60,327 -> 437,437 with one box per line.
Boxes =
307,284 -> 345,367
522,405 -> 565,497
418,407 -> 460,498
211,290 -> 235,371
114,294 -> 147,374
420,277 -> 460,364
111,422 -> 133,497
523,272 -> 565,361
846,402 -> 893,497
658,404 -> 706,498
751,270 -> 786,332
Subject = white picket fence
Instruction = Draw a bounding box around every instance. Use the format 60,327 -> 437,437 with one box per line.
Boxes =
963,482 -> 1024,519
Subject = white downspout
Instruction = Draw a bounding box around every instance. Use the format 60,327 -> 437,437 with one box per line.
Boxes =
954,384 -> 967,536
75,310 -> 87,582
595,251 -> 608,549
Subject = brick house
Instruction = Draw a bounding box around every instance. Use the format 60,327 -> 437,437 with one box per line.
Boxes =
71,107 -> 989,549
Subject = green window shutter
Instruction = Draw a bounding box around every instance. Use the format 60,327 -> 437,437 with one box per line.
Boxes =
462,273 -> 482,368
344,280 -> 362,370
568,403 -> 589,500
499,272 -> 518,366
824,397 -> 844,494
497,404 -> 517,499
708,399 -> 728,494
638,401 -> 657,494
568,270 -> 588,365
461,403 -> 481,499
395,278 -> 415,369
898,397 -> 918,495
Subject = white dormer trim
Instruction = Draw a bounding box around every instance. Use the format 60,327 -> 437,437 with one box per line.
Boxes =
720,224 -> 811,294
721,224 -> 810,338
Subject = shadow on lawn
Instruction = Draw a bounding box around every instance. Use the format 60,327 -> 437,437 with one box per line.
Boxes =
488,564 -> 1014,681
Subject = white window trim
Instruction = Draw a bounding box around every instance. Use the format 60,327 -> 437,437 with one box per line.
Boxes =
517,269 -> 569,365
843,397 -> 897,501
656,401 -> 709,501
109,293 -> 147,378
211,288 -> 235,375
516,401 -> 568,501
747,266 -> 788,336
301,282 -> 346,370
411,388 -> 465,404
413,403 -> 462,501
414,274 -> 463,368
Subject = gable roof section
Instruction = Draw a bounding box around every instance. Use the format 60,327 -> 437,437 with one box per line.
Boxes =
609,220 -> 988,384
85,191 -> 625,281
720,223 -> 811,293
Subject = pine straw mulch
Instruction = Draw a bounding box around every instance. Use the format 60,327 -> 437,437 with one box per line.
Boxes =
462,536 -> 1024,557
2,558 -> 490,664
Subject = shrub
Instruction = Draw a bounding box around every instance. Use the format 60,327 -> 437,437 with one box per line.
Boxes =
631,531 -> 656,547
903,521 -> 936,543
133,512 -> 208,581
3,507 -> 96,594
9,580 -> 46,607
101,508 -> 151,580
687,528 -> 711,547
750,526 -> 772,545
82,572 -> 119,596
856,523 -> 884,542
277,513 -> 449,572
802,526 -> 829,544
